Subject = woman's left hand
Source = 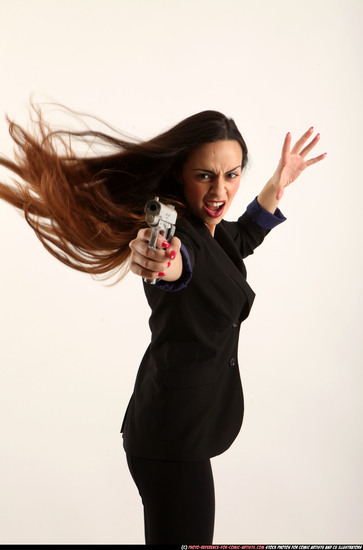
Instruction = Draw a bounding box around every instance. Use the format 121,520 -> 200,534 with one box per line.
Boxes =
272,127 -> 327,201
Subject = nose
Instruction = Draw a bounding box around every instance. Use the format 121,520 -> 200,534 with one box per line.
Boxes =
210,174 -> 226,196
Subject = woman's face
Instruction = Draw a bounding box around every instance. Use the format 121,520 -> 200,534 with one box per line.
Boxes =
179,140 -> 243,236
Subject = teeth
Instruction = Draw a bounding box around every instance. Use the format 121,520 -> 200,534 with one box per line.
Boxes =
206,201 -> 224,207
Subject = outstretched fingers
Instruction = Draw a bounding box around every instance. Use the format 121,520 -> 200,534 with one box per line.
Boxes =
291,127 -> 315,155
290,127 -> 327,165
281,131 -> 292,160
299,132 -> 322,158
306,152 -> 327,166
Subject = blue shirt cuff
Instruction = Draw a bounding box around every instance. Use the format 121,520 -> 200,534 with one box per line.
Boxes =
155,243 -> 193,292
246,196 -> 286,229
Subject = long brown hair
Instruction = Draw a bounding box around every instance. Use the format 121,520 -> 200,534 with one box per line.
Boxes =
0,103 -> 248,283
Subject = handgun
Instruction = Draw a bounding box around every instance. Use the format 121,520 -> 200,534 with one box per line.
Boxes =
144,196 -> 177,285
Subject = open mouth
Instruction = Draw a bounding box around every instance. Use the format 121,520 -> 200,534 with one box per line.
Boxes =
203,200 -> 226,218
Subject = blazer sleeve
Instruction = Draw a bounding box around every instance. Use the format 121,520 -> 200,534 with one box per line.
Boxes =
222,197 -> 286,259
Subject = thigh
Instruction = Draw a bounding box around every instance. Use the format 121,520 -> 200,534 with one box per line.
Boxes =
126,453 -> 215,544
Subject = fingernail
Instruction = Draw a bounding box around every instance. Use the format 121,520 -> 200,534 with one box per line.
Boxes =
162,240 -> 170,248
167,262 -> 171,268
158,272 -> 165,277
170,251 -> 176,260
309,126 -> 314,130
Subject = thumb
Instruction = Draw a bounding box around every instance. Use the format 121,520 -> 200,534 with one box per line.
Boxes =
168,236 -> 181,259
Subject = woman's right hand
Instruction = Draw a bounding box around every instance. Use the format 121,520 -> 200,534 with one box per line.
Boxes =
129,229 -> 182,282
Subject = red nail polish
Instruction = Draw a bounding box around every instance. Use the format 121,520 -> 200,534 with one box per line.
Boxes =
170,251 -> 176,260
162,240 -> 170,248
158,272 -> 165,277
167,262 -> 171,268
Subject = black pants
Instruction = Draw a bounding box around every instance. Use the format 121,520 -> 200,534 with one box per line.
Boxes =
126,453 -> 215,544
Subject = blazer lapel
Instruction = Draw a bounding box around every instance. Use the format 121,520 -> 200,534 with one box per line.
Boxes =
184,215 -> 256,314
214,223 -> 245,274
213,222 -> 256,312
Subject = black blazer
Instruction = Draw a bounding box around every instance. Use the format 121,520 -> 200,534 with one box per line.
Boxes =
121,211 -> 271,461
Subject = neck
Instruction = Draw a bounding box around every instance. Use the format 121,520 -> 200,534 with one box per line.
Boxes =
206,223 -> 215,237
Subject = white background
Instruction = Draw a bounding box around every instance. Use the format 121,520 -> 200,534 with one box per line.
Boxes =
0,0 -> 362,544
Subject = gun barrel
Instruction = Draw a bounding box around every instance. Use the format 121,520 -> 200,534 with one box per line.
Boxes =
145,199 -> 162,226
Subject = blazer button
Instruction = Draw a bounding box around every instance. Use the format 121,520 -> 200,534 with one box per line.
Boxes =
229,357 -> 237,367
232,322 -> 238,328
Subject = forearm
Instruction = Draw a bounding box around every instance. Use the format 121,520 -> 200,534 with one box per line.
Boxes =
257,178 -> 281,214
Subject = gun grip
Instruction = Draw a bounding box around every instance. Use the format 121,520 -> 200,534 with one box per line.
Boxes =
143,225 -> 175,285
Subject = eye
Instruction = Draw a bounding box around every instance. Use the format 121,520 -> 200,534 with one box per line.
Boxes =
227,172 -> 239,180
196,173 -> 211,180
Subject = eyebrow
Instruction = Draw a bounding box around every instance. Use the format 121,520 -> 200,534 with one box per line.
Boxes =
191,165 -> 241,174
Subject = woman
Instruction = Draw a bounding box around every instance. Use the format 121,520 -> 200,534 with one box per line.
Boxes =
0,106 -> 326,544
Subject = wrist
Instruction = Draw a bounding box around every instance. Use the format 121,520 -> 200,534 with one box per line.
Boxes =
257,179 -> 280,214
